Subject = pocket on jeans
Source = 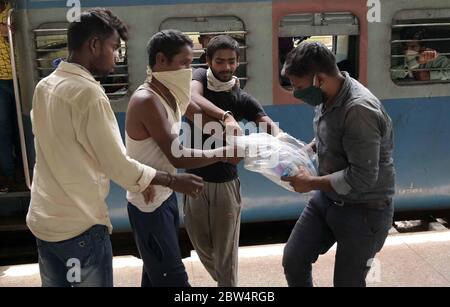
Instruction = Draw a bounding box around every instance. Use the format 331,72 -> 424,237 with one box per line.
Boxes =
57,234 -> 96,268
362,209 -> 391,236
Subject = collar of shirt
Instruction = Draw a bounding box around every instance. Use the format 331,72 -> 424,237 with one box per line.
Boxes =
318,71 -> 352,116
57,61 -> 103,89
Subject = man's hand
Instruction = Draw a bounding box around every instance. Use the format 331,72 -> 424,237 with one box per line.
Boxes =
223,115 -> 243,137
418,49 -> 438,65
0,23 -> 8,37
304,139 -> 317,154
171,173 -> 204,199
413,70 -> 431,81
142,184 -> 156,204
281,167 -> 314,193
0,22 -> 14,37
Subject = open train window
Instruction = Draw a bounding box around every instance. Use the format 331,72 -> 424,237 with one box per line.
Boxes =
33,23 -> 129,99
278,12 -> 359,89
160,16 -> 248,88
391,9 -> 450,86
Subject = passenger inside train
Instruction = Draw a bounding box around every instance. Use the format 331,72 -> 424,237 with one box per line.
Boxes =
0,0 -> 20,194
391,28 -> 450,82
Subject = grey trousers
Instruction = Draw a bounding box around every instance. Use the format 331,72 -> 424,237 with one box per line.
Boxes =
183,178 -> 241,287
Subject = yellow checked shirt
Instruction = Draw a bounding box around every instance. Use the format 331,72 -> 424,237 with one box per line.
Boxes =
0,2 -> 12,80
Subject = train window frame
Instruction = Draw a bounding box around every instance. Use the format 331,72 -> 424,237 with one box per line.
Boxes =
159,16 -> 248,89
33,22 -> 130,99
391,9 -> 450,86
277,12 -> 360,90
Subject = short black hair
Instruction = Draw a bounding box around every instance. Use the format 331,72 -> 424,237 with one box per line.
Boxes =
401,27 -> 427,45
206,35 -> 240,59
67,8 -> 128,52
282,41 -> 339,78
147,30 -> 193,68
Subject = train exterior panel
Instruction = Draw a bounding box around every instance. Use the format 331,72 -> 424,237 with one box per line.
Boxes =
3,0 -> 450,232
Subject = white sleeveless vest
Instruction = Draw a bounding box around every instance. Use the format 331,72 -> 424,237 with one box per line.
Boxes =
126,86 -> 181,212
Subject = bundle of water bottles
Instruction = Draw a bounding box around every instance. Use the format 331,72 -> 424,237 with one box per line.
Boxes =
229,132 -> 317,192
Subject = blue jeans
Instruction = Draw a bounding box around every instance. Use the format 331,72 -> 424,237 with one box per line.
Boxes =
36,225 -> 113,287
0,79 -> 18,177
128,193 -> 190,287
283,191 -> 393,287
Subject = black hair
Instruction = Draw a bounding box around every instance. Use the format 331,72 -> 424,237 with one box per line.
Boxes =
67,8 -> 128,52
282,41 -> 339,78
206,35 -> 240,60
146,29 -> 193,68
401,27 -> 427,45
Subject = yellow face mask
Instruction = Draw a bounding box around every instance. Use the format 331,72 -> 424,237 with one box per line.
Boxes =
147,67 -> 192,116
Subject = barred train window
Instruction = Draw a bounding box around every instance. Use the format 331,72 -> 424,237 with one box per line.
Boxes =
391,9 -> 450,85
278,12 -> 360,89
34,23 -> 129,99
160,16 -> 248,88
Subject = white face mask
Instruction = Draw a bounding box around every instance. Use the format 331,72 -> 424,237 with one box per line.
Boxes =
206,67 -> 240,92
146,67 -> 192,115
405,50 -> 419,62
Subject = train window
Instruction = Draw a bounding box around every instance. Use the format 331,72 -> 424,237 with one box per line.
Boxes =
160,16 -> 248,88
391,10 -> 450,86
33,23 -> 129,99
278,12 -> 360,89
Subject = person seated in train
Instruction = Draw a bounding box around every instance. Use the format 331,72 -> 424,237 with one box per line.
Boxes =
184,35 -> 281,287
281,41 -> 395,287
26,9 -> 204,287
197,33 -> 214,64
125,30 -> 242,287
0,0 -> 19,194
391,28 -> 450,81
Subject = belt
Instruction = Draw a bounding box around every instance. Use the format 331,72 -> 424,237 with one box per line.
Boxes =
330,198 -> 392,209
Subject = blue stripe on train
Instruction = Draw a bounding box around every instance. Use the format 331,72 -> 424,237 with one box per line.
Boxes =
108,95 -> 450,231
18,0 -> 271,10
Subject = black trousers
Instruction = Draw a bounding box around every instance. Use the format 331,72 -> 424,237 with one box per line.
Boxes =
128,193 -> 190,287
283,191 -> 393,287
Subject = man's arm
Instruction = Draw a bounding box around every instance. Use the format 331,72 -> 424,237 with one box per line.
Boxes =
282,105 -> 382,195
0,23 -> 8,37
189,80 -> 243,134
74,96 -> 156,194
128,91 -> 238,169
428,55 -> 450,81
255,115 -> 281,136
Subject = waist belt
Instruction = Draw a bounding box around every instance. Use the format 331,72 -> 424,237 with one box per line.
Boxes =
330,198 -> 392,209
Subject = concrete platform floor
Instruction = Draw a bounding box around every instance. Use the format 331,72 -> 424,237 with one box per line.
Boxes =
1,230 -> 450,287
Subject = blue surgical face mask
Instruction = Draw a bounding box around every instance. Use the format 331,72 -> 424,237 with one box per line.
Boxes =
293,75 -> 324,107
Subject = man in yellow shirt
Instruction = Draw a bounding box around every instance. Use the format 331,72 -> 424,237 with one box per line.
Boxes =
0,0 -> 16,194
27,8 -> 204,287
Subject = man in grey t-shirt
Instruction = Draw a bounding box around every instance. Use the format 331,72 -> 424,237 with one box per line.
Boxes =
281,41 -> 395,287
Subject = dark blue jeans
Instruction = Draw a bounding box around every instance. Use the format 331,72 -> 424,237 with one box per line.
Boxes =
127,193 -> 190,287
0,79 -> 18,177
283,191 -> 393,287
36,225 -> 113,287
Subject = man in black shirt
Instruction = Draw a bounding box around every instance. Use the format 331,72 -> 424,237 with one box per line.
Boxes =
184,35 -> 279,287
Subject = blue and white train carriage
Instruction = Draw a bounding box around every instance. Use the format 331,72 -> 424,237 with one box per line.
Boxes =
1,0 -> 450,252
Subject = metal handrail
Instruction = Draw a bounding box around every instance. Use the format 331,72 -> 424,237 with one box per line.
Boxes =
7,9 -> 31,190
391,38 -> 450,44
392,23 -> 450,28
391,53 -> 450,58
184,31 -> 247,35
191,61 -> 248,68
390,68 -> 450,72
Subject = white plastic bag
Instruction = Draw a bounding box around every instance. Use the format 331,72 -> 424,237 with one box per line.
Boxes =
229,132 -> 317,192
